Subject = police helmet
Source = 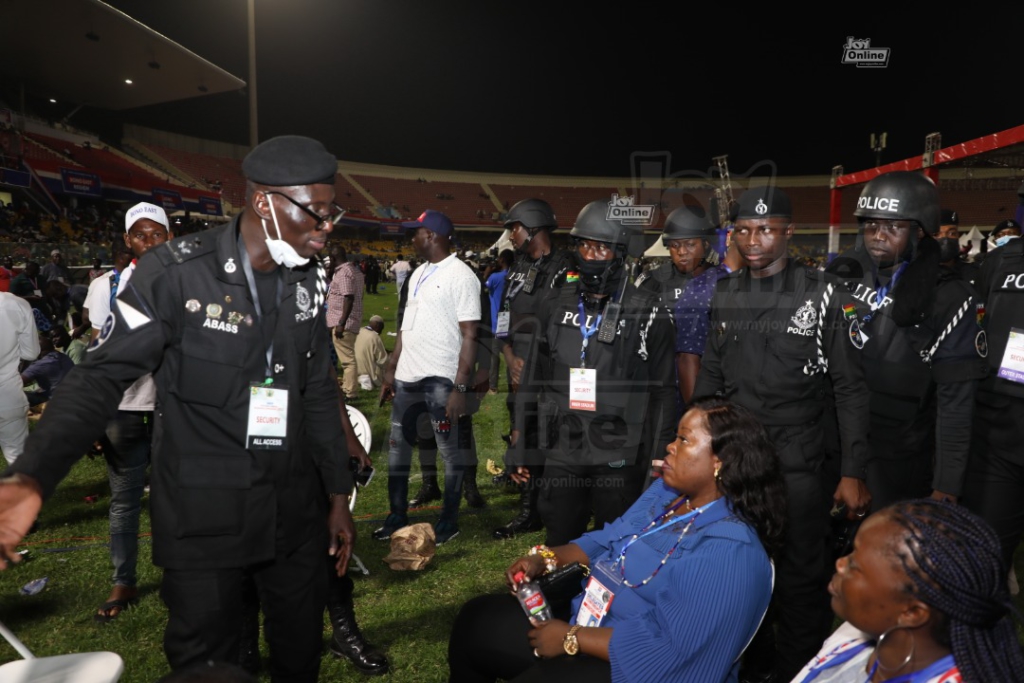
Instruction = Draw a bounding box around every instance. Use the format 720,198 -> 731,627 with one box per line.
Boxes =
662,206 -> 715,243
853,171 -> 940,235
503,198 -> 557,231
569,200 -> 631,251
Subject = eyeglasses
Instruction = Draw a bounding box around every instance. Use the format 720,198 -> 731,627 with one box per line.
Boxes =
861,220 -> 917,237
265,191 -> 345,227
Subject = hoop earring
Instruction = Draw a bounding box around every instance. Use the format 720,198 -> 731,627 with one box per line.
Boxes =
874,624 -> 914,674
714,465 -> 721,481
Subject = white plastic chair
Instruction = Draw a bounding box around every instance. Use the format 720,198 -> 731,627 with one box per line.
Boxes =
346,405 -> 372,577
0,619 -> 123,683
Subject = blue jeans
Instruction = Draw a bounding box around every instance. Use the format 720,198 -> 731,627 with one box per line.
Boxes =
388,378 -> 466,524
103,410 -> 152,587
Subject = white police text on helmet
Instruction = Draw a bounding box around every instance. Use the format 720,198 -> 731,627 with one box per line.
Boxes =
857,196 -> 900,212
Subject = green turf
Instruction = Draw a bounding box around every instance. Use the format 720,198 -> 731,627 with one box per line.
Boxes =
1,286 -> 1022,681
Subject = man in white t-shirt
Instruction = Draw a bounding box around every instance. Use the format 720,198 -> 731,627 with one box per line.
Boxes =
376,211 -> 480,544
82,200 -> 172,622
389,255 -> 411,294
0,292 -> 40,465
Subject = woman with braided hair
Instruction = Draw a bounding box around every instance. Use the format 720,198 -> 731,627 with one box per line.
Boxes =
792,498 -> 1024,682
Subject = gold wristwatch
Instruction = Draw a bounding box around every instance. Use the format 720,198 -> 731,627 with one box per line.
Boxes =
563,624 -> 582,656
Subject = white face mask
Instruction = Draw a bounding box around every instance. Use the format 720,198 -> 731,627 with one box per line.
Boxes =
995,234 -> 1019,249
262,198 -> 309,268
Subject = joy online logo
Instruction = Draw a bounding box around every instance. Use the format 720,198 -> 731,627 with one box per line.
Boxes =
842,37 -> 890,68
606,194 -> 655,226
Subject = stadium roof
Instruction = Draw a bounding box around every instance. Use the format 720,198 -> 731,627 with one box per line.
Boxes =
0,0 -> 245,110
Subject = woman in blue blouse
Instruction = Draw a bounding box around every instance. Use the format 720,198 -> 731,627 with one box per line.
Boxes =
448,397 -> 786,683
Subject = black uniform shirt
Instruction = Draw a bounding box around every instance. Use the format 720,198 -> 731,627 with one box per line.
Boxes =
827,247 -> 988,495
10,218 -> 351,569
694,261 -> 871,479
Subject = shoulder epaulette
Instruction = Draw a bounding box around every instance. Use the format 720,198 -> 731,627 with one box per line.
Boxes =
154,232 -> 218,266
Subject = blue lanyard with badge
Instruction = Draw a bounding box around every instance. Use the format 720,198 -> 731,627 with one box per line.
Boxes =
240,237 -> 288,450
569,295 -> 602,412
576,498 -> 719,627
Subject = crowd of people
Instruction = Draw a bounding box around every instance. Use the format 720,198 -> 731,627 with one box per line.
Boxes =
0,134 -> 1023,683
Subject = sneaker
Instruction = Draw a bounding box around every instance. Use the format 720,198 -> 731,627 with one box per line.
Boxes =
372,513 -> 408,541
434,520 -> 460,545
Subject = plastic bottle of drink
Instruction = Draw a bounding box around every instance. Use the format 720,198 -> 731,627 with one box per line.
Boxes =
514,571 -> 553,623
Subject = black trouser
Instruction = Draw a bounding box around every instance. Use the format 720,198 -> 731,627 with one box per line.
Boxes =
961,391 -> 1024,571
750,423 -> 835,682
537,460 -> 646,547
448,593 -> 611,683
865,411 -> 934,510
160,535 -> 326,683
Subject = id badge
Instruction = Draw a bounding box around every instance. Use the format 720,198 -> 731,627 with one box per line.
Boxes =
401,301 -> 417,331
997,327 -> 1024,385
569,367 -> 597,411
574,558 -> 621,626
246,382 -> 288,450
495,311 -> 510,338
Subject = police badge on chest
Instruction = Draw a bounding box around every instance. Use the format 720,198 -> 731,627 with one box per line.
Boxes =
294,282 -> 315,322
787,300 -> 818,337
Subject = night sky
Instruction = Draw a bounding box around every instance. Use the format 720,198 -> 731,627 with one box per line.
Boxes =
93,2 -> 1021,179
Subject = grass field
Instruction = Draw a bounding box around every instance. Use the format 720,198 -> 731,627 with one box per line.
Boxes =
1,282 -> 1022,682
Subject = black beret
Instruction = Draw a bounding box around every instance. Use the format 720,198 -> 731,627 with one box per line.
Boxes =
735,186 -> 792,220
242,135 -> 337,186
940,209 -> 958,226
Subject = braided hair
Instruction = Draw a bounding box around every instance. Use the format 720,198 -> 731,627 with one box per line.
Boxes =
886,499 -> 1024,683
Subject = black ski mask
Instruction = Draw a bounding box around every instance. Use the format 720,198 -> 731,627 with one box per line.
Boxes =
937,237 -> 960,262
575,251 -> 624,295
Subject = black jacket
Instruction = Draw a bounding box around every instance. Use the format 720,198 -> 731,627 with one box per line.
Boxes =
11,218 -> 351,569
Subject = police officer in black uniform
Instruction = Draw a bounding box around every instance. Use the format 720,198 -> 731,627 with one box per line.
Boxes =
533,199 -> 676,546
635,206 -> 718,308
0,136 -> 357,682
936,208 -> 981,287
492,198 -> 574,539
962,209 -> 1024,570
827,172 -> 987,509
694,187 -> 872,682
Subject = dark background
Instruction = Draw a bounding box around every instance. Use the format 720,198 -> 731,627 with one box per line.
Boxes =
71,3 -> 1024,178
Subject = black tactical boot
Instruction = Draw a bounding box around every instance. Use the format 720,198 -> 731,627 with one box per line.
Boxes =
463,466 -> 486,508
409,474 -> 442,507
493,484 -> 543,539
326,573 -> 390,676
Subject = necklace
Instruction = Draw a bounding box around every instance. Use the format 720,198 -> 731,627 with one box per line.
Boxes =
617,498 -> 720,588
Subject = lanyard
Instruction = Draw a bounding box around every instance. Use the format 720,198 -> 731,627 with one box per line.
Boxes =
239,235 -> 283,379
577,296 -> 604,368
798,641 -> 871,682
413,263 -> 440,298
616,498 -> 720,588
865,654 -> 957,683
864,261 -> 907,324
109,268 -> 122,308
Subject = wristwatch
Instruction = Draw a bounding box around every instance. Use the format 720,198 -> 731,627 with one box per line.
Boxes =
563,625 -> 582,656
454,384 -> 469,393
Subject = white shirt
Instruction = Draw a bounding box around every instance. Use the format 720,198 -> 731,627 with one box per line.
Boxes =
396,255 -> 480,383
0,293 -> 40,413
84,265 -> 157,411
